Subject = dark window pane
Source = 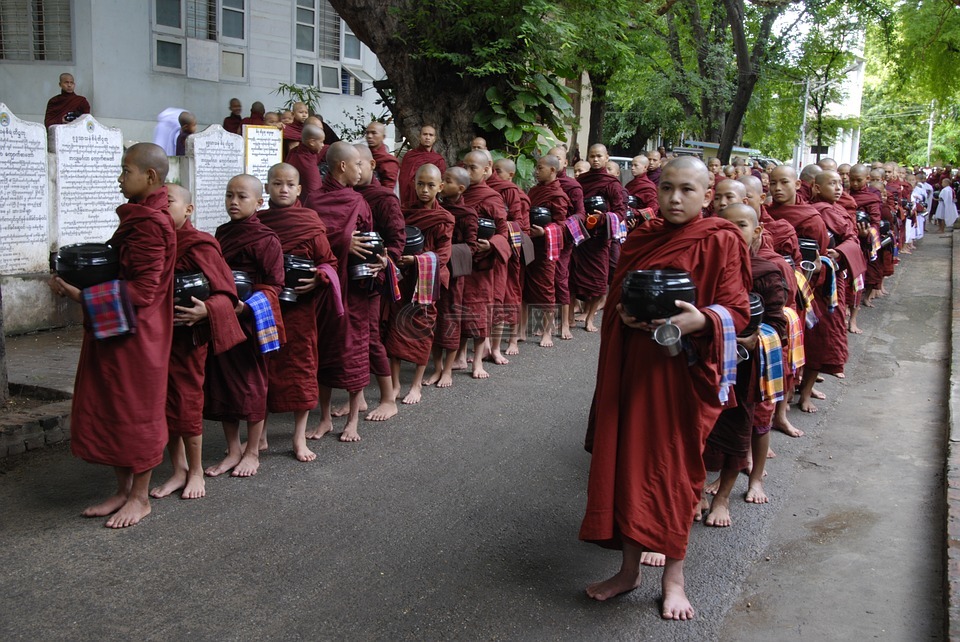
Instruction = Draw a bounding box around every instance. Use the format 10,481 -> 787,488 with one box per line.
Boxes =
296,62 -> 314,85
296,24 -> 314,51
156,0 -> 181,28
157,40 -> 182,68
222,9 -> 243,39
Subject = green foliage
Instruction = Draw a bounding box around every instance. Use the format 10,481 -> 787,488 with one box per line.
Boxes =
339,105 -> 393,143
272,83 -> 327,115
886,0 -> 960,103
857,82 -> 930,163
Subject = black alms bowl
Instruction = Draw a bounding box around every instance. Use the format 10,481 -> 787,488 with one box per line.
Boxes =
743,292 -> 764,335
233,271 -> 253,301
584,195 -> 609,214
856,210 -> 870,226
477,218 -> 496,240
348,232 -> 385,279
878,220 -> 891,236
403,225 -> 425,256
621,269 -> 697,321
798,237 -> 819,263
530,206 -> 552,228
55,243 -> 120,289
781,254 -> 796,269
280,254 -> 315,303
626,195 -> 640,208
173,272 -> 210,308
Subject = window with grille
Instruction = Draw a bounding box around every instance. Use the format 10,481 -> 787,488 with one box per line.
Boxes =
293,2 -> 366,96
0,0 -> 73,62
152,0 -> 246,78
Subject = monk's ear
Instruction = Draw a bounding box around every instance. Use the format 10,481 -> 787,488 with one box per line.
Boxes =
147,167 -> 160,185
369,159 -> 377,171
702,188 -> 714,209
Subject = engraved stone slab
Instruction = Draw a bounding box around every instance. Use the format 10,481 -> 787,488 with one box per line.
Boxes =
185,124 -> 244,233
243,125 -> 283,206
0,104 -> 49,274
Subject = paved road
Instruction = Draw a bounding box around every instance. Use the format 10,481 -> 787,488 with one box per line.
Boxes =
1,235 -> 948,640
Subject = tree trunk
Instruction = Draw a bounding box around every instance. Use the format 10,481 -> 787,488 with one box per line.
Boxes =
588,71 -> 608,148
0,285 -> 8,406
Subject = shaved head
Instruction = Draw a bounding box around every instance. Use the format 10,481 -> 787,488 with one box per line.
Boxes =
547,146 -> 568,169
540,154 -> 561,171
166,183 -> 192,205
815,169 -> 841,187
662,156 -> 711,188
178,111 -> 196,126
850,163 -> 869,179
799,164 -> 822,182
715,179 -> 747,199
589,143 -> 609,156
464,150 -> 490,167
494,158 -> 516,173
771,165 -> 798,181
817,157 -> 837,171
416,163 -> 442,181
471,137 -> 487,151
632,155 -> 649,168
720,202 -> 759,227
328,141 -> 359,168
228,173 -> 263,195
353,143 -> 373,160
267,162 -> 299,182
302,124 -> 324,141
124,142 -> 169,182
445,166 -> 470,188
738,174 -> 763,194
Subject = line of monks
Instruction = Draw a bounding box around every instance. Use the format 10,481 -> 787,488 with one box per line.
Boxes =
50,131 -> 921,622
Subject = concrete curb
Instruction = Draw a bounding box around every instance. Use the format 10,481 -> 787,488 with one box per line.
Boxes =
0,383 -> 72,458
948,230 -> 959,640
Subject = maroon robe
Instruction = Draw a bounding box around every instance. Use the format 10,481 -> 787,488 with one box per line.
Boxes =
435,197 -> 479,351
759,205 -> 801,265
797,180 -> 812,204
44,91 -> 90,128
646,166 -> 661,185
768,202 -> 830,257
556,174 -> 584,306
399,147 -> 447,207
241,115 -> 265,128
488,173 -> 530,325
461,182 -> 510,338
222,114 -> 243,135
851,187 -> 884,289
307,175 -> 374,392
168,221 -> 244,437
524,179 -> 569,305
580,216 -> 751,559
71,188 -> 175,473
625,174 -> 659,216
573,168 -> 625,299
285,145 -> 322,205
204,215 -> 284,423
384,202 -> 454,365
370,143 -> 400,190
259,201 -> 337,412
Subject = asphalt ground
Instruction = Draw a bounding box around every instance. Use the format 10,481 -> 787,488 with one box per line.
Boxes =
0,234 -> 948,640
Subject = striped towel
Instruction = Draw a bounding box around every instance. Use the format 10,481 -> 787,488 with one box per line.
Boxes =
384,256 -> 402,302
544,223 -> 562,261
246,291 -> 280,354
83,279 -> 136,340
782,307 -> 806,374
853,272 -> 865,293
637,207 -> 655,222
564,217 -> 587,246
413,251 -> 439,305
507,221 -> 523,254
819,256 -> 838,312
757,323 -> 785,403
706,304 -> 737,404
866,227 -> 881,261
607,213 -> 626,243
794,270 -> 818,328
315,263 -> 344,317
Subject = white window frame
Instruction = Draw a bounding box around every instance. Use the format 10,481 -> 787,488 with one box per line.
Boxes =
154,35 -> 186,73
339,19 -> 361,66
291,1 -> 341,94
152,0 -> 247,79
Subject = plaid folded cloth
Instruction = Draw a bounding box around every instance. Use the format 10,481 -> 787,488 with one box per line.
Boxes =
853,272 -> 865,293
315,263 -> 343,317
606,213 -> 626,243
83,279 -> 137,340
246,291 -> 280,354
706,304 -> 737,404
757,323 -> 785,403
564,217 -> 587,246
544,223 -> 562,261
384,256 -> 402,302
794,270 -> 818,328
782,306 -> 806,374
507,221 -> 523,254
819,256 -> 838,312
637,207 -> 655,222
413,251 -> 439,305
866,227 -> 881,261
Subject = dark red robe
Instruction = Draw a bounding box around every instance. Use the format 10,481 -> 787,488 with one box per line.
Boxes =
759,206 -> 801,265
370,143 -> 400,190
625,174 -> 659,216
259,201 -> 337,412
168,221 -> 244,438
487,173 -> 530,325
285,145 -> 322,206
461,182 -> 510,338
797,180 -> 812,204
71,188 -> 175,473
307,175 -> 374,392
222,114 -> 243,135
573,168 -> 625,299
646,166 -> 661,185
851,187 -> 884,289
398,147 -> 447,207
555,174 -> 585,306
241,115 -> 265,128
44,91 -> 90,128
204,215 -> 284,423
435,197 -> 479,351
580,216 -> 751,559
524,179 -> 569,305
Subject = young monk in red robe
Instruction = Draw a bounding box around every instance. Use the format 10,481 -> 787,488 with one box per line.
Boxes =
548,146 -> 585,340
354,143 -> 404,422
574,144 -> 625,332
51,142 -> 175,528
365,121 -> 399,190
305,142 -> 379,442
626,155 -> 659,216
150,185 -> 244,501
284,124 -> 324,205
456,151 -> 511,379
523,154 -> 569,347
580,157 -> 751,618
399,125 -> 447,207
204,175 -> 284,478
223,98 -> 243,135
241,102 -> 266,128
385,164 -> 454,403
849,164 -> 883,326
44,73 -> 90,128
489,157 -> 531,359
282,101 -> 308,157
796,165 -> 821,204
258,163 -> 337,462
425,167 -> 479,388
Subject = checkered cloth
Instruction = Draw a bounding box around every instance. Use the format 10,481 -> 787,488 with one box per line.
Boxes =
706,304 -> 737,404
544,223 -> 562,261
564,217 -> 587,246
315,263 -> 343,317
637,207 -> 655,222
819,256 -> 838,312
83,279 -> 137,340
606,213 -> 626,243
507,221 -> 523,254
246,291 -> 280,354
782,306 -> 806,374
794,270 -> 818,328
384,256 -> 402,302
413,251 -> 439,305
757,323 -> 785,403
866,227 -> 881,261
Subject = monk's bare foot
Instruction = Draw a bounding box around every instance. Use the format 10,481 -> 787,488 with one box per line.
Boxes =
561,328 -> 574,340
799,399 -> 819,413
704,477 -> 720,495
862,299 -> 875,308
539,335 -> 555,348
815,375 -> 824,383
332,402 -> 366,418
586,568 -> 641,601
82,493 -> 128,518
489,352 -> 509,365
640,552 -> 666,567
436,373 -> 454,388
402,388 -> 422,405
424,371 -> 442,386
505,342 -> 520,355
661,579 -> 695,620
811,388 -> 826,400
574,313 -> 586,323
366,400 -> 398,421
704,497 -> 732,527
767,447 -> 777,458
472,366 -> 490,379
306,420 -> 333,440
745,481 -> 768,504
834,372 -> 845,379
239,439 -> 269,453
693,494 -> 710,522
848,323 -> 863,334
585,322 -> 599,333
105,497 -> 150,529
205,452 -> 242,477
340,419 -> 361,443
452,357 -> 468,370
773,418 -> 805,437
230,453 -> 260,477
293,441 -> 317,463
181,474 -> 206,499
150,472 -> 186,499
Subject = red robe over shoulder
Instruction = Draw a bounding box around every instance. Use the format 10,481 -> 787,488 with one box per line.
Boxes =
223,114 -> 243,135
573,169 -> 625,299
851,187 -> 884,288
285,145 -> 322,206
488,173 -> 530,324
625,174 -> 659,216
259,201 -> 337,412
555,174 -> 585,306
241,115 -> 266,128
71,188 -> 175,473
768,202 -> 830,256
580,216 -> 751,559
44,91 -> 90,128
797,180 -> 812,204
371,143 -> 400,190
461,182 -> 510,338
524,179 -> 569,305
435,197 -> 479,351
307,175 -> 374,392
399,147 -> 447,208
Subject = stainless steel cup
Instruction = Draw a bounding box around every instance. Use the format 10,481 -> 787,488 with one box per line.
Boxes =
652,321 -> 683,357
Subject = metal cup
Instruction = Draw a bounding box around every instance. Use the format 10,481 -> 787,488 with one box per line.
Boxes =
800,259 -> 817,281
736,343 -> 750,363
652,321 -> 683,357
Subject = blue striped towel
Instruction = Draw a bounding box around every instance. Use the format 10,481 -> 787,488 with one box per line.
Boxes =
246,291 -> 280,354
757,323 -> 785,403
706,304 -> 737,404
819,256 -> 838,312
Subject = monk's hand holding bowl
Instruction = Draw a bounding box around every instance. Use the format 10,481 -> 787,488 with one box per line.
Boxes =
615,303 -> 648,330
50,276 -> 82,303
857,221 -> 870,238
175,297 -> 209,326
367,254 -> 389,276
827,248 -> 840,262
653,300 -> 705,336
294,268 -> 319,294
737,331 -> 759,352
475,238 -> 491,256
529,224 -> 545,239
350,231 -> 374,259
398,255 -> 415,268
